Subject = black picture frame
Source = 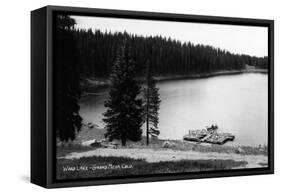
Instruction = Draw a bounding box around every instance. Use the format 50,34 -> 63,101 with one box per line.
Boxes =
31,5 -> 274,188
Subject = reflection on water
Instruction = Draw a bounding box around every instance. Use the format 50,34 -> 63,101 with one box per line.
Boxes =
80,73 -> 268,146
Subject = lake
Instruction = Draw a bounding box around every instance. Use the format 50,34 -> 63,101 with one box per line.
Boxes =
79,73 -> 268,146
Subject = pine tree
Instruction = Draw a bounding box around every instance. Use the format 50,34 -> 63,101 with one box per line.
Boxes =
143,60 -> 161,145
103,39 -> 143,146
55,15 -> 82,142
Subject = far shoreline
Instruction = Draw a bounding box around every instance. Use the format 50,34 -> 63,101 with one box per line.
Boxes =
82,69 -> 268,93
153,69 -> 268,82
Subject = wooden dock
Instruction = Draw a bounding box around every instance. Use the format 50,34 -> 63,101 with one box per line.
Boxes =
183,126 -> 235,145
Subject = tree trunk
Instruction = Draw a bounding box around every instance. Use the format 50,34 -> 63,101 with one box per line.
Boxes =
146,87 -> 149,146
121,136 -> 126,146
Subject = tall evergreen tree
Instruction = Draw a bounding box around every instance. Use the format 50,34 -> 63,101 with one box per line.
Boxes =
143,60 -> 161,145
55,15 -> 82,141
103,40 -> 143,146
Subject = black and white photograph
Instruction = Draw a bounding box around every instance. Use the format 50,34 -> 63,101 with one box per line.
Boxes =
54,13 -> 270,180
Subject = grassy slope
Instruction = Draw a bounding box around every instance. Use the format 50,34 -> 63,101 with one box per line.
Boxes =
56,126 -> 266,180
58,126 -> 267,157
57,155 -> 247,180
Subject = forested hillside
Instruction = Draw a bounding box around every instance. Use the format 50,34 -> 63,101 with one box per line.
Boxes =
72,29 -> 268,78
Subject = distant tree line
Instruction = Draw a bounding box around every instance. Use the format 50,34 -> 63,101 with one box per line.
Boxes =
73,29 -> 268,79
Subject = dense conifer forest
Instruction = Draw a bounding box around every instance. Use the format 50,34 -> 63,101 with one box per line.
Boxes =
72,29 -> 268,79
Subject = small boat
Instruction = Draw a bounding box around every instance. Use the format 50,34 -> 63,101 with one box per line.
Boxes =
204,133 -> 235,145
183,129 -> 207,142
183,135 -> 201,142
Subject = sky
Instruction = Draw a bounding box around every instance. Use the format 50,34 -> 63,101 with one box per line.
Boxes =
71,15 -> 268,57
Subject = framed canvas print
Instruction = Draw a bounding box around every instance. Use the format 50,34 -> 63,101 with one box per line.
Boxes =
31,5 -> 274,188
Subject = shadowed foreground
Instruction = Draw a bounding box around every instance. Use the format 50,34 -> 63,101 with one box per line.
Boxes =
57,155 -> 247,180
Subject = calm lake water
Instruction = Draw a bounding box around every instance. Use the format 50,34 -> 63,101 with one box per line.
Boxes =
80,73 -> 268,146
